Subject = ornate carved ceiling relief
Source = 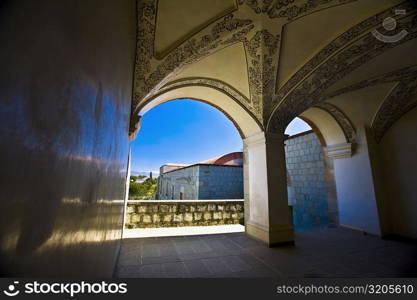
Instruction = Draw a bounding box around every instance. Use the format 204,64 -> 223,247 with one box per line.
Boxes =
130,5 -> 255,136
130,0 -> 157,137
324,66 -> 417,100
244,29 -> 281,120
371,66 -> 417,143
133,0 -> 254,112
319,66 -> 417,143
132,0 -> 417,141
237,0 -> 357,20
267,2 -> 417,134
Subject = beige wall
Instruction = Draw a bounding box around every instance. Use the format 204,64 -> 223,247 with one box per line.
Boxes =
379,107 -> 417,239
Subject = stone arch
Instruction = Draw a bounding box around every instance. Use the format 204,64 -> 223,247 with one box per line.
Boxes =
130,82 -> 295,246
312,102 -> 356,144
134,80 -> 264,139
298,106 -> 353,158
295,106 -> 350,146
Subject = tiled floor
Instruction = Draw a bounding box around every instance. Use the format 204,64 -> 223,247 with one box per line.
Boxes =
116,227 -> 417,278
123,224 -> 245,238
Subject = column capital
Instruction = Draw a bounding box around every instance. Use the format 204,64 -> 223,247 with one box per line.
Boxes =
325,142 -> 353,159
244,131 -> 284,148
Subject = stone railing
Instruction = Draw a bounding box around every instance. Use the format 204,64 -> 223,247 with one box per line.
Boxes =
124,200 -> 244,228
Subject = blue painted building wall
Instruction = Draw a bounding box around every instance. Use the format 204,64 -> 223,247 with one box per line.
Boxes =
157,165 -> 243,200
198,165 -> 243,199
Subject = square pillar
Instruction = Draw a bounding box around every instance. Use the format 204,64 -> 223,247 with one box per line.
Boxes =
243,131 -> 294,246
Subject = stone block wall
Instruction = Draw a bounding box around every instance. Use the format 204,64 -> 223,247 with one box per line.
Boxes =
156,164 -> 243,200
198,165 -> 243,199
125,200 -> 244,228
157,166 -> 199,200
285,131 -> 332,231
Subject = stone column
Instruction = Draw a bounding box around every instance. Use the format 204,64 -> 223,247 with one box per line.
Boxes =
243,131 -> 294,246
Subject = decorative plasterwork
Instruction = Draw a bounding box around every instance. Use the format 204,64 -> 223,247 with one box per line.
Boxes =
131,3 -> 256,135
133,0 -> 255,109
322,66 -> 417,143
132,0 -> 417,141
244,29 -> 281,120
372,78 -> 417,143
134,0 -> 156,104
267,2 -> 417,133
313,102 -> 356,143
237,0 -> 357,20
324,65 -> 417,100
130,0 -> 158,137
154,0 -> 238,59
271,2 -> 416,111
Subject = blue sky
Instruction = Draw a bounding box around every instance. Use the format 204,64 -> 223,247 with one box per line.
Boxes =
130,99 -> 310,174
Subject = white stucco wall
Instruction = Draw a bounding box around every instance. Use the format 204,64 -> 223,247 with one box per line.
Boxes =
333,127 -> 381,235
326,85 -> 396,236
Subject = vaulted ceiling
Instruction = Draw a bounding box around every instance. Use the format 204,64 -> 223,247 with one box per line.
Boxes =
131,0 -> 417,142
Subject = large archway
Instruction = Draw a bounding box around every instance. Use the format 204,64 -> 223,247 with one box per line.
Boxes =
129,83 -> 295,246
282,102 -> 357,233
136,82 -> 263,139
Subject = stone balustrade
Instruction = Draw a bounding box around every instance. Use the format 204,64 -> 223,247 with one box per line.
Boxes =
124,200 -> 244,228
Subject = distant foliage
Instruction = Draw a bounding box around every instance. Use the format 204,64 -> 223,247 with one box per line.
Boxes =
130,175 -> 147,182
129,177 -> 157,200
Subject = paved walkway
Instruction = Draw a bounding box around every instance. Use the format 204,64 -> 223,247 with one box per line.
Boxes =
116,227 -> 417,278
123,225 -> 244,238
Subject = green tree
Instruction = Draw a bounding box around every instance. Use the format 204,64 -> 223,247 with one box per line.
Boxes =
128,177 -> 158,200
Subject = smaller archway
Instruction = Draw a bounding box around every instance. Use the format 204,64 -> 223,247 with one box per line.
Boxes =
282,102 -> 358,231
284,116 -> 339,232
137,82 -> 263,139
